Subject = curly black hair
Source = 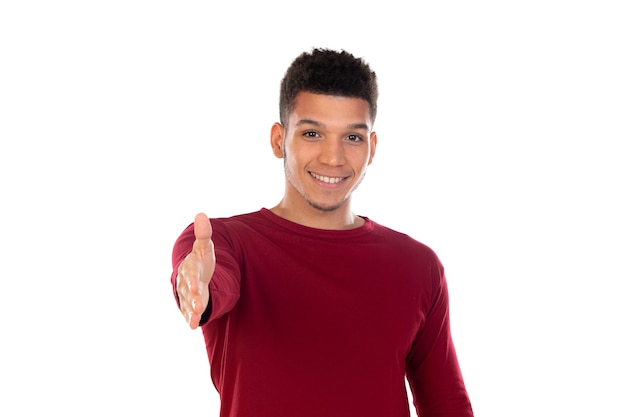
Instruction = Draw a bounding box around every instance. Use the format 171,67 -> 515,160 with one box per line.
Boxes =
279,48 -> 378,126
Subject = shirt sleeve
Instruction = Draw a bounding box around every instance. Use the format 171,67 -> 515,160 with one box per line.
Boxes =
170,220 -> 241,324
405,258 -> 474,417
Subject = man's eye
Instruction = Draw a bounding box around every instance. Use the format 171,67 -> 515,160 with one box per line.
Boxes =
347,134 -> 363,142
304,131 -> 319,138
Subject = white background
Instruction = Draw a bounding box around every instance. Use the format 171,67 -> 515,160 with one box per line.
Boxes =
1,1 -> 625,416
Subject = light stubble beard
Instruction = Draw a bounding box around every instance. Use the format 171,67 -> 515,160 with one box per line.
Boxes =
283,149 -> 367,213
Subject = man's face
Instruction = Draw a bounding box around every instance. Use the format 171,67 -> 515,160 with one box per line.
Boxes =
271,92 -> 377,213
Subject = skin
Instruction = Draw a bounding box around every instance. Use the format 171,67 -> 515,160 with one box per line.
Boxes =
177,92 -> 377,328
270,92 -> 377,230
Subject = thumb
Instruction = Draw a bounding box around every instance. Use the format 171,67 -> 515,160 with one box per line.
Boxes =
193,212 -> 213,257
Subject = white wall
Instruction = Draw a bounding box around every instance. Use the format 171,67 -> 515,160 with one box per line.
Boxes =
1,1 -> 624,416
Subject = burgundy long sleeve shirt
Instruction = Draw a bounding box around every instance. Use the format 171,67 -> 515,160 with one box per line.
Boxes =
171,208 -> 473,417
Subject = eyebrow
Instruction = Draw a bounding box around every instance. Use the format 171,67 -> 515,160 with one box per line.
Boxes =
295,119 -> 370,130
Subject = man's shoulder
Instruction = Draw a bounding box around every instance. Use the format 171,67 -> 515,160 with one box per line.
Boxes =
209,209 -> 274,237
211,209 -> 265,223
368,219 -> 440,260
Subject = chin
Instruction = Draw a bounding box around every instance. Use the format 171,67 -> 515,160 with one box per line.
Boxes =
307,199 -> 346,212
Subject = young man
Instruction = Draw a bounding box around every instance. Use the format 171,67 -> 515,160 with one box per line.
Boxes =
171,48 -> 474,417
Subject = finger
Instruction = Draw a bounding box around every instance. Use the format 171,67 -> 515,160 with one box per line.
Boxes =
179,256 -> 202,295
193,212 -> 216,286
177,274 -> 201,328
193,212 -> 213,257
189,294 -> 207,329
184,304 -> 200,329
188,311 -> 201,329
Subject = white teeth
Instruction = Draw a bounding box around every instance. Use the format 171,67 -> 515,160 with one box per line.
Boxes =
311,172 -> 343,184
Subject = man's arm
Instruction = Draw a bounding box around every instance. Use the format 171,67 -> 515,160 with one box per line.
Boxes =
406,261 -> 474,417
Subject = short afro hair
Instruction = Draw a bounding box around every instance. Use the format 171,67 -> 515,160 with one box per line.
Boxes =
279,48 -> 378,126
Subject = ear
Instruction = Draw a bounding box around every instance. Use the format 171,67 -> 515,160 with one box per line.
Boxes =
270,122 -> 284,158
368,131 -> 377,165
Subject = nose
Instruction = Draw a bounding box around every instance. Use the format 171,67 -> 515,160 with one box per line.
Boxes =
318,138 -> 345,166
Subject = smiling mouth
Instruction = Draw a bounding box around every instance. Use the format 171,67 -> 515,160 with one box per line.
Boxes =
310,172 -> 346,184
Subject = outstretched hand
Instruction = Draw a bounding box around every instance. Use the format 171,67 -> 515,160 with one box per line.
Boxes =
176,213 -> 216,329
